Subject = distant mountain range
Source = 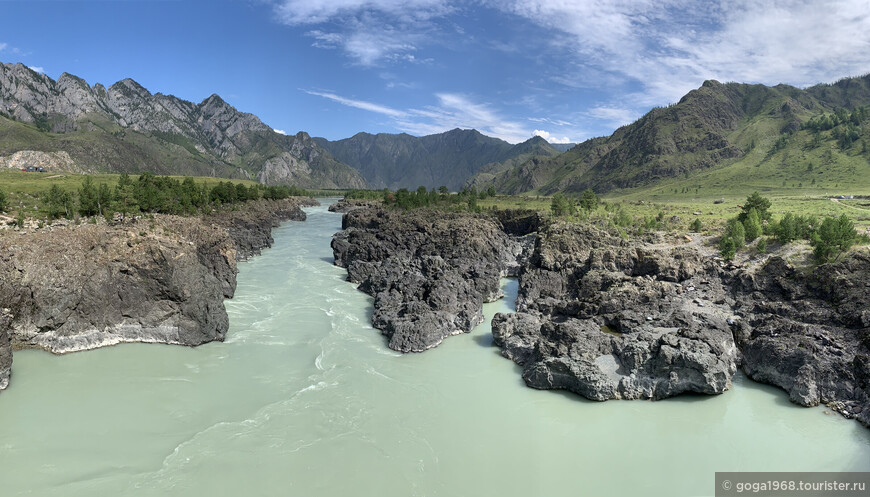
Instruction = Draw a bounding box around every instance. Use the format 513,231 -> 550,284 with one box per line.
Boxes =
0,62 -> 366,189
314,130 -> 562,191
4,61 -> 868,196
473,75 -> 870,195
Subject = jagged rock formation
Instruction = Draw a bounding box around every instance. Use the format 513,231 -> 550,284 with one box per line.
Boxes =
493,222 -> 738,400
0,62 -> 366,188
332,205 -> 869,426
0,198 -> 313,390
315,130 -> 560,191
730,255 -> 870,426
331,206 -> 529,352
0,311 -> 11,390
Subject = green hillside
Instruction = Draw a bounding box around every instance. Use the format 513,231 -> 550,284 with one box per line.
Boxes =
477,75 -> 870,198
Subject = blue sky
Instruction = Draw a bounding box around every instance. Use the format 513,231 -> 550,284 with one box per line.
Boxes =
2,1 -> 869,144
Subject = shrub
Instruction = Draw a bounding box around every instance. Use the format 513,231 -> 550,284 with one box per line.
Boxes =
689,218 -> 703,232
742,208 -> 762,241
812,214 -> 857,263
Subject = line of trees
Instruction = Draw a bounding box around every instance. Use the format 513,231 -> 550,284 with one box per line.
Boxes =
35,173 -> 307,221
719,192 -> 863,263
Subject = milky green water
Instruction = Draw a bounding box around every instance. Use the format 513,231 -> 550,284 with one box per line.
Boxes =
0,202 -> 868,497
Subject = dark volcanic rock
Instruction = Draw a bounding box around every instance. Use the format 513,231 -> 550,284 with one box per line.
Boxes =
730,254 -> 870,426
0,311 -> 11,390
332,206 -> 527,352
0,197 -> 312,357
328,198 -> 378,213
210,197 -> 316,262
492,221 -> 738,401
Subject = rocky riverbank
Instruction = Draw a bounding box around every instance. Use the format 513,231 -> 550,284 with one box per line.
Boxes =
0,197 -> 315,391
332,205 -> 870,426
331,206 -> 530,352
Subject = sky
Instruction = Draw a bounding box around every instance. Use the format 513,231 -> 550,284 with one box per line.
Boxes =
1,0 -> 869,144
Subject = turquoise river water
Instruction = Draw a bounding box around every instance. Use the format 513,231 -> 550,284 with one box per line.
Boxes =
0,201 -> 868,496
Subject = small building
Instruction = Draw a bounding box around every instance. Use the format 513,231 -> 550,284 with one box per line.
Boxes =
21,166 -> 45,173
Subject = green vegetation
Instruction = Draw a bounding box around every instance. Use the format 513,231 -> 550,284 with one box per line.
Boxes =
0,170 -> 309,223
811,214 -> 859,263
0,188 -> 7,212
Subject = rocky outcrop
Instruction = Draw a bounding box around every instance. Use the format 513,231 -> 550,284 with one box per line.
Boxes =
210,197 -> 318,261
0,310 -> 11,390
0,150 -> 84,173
331,206 -> 528,352
331,205 -> 870,424
0,198 -> 312,366
729,254 -> 870,426
493,222 -> 738,400
327,198 -> 379,213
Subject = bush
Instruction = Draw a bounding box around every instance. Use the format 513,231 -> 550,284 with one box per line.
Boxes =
742,208 -> 762,241
812,214 -> 857,263
725,217 -> 746,248
756,237 -> 767,253
578,188 -> 599,211
689,218 -> 703,232
0,189 -> 7,213
738,192 -> 772,222
719,235 -> 737,261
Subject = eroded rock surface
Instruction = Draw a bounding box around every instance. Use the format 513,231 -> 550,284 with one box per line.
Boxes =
0,198 -> 312,361
332,206 -> 529,352
730,254 -> 870,426
493,222 -> 738,400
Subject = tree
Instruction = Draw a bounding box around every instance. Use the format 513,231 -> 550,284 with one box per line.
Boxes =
97,182 -> 112,217
689,218 -> 703,232
45,184 -> 68,220
0,189 -> 7,213
742,208 -> 762,242
812,214 -> 857,263
551,193 -> 573,216
486,185 -> 497,198
78,175 -> 99,217
739,192 -> 772,222
718,235 -> 737,261
438,185 -> 448,195
578,188 -> 599,211
725,217 -> 746,248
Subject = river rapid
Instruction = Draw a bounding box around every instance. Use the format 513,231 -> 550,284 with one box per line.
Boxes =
0,201 -> 867,496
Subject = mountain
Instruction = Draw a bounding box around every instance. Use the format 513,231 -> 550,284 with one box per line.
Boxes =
314,129 -> 561,191
549,143 -> 577,153
0,62 -> 366,189
475,75 -> 870,195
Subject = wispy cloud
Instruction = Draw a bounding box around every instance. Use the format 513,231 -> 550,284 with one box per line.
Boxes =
0,42 -> 7,52
498,0 -> 870,105
273,129 -> 287,135
304,88 -> 535,143
274,0 -> 452,66
28,66 -> 44,74
587,106 -> 639,129
304,89 -> 409,118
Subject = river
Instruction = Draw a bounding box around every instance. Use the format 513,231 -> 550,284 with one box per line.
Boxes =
0,201 -> 868,496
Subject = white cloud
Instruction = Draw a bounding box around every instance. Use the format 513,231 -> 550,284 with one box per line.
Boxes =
587,106 -> 639,128
0,42 -> 7,52
496,0 -> 870,105
533,129 -> 571,143
529,117 -> 573,127
273,129 -> 287,135
28,66 -> 44,74
305,89 -> 409,118
304,88 -> 534,143
275,0 -> 452,66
